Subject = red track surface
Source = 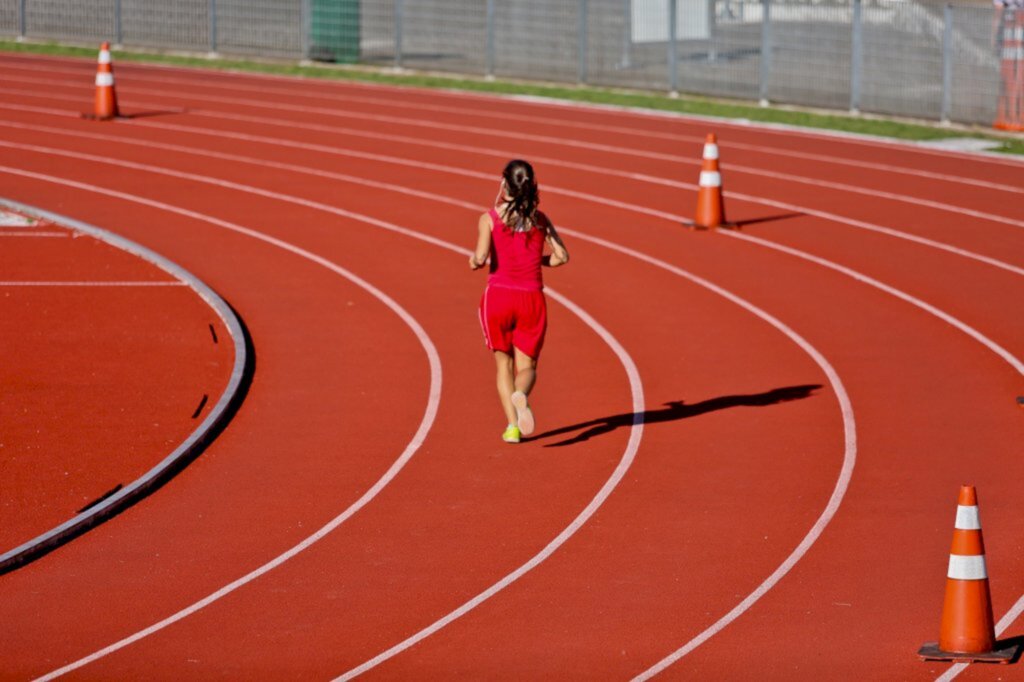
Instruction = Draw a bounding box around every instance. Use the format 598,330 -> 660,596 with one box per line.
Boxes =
0,215 -> 232,557
1,52 -> 1023,681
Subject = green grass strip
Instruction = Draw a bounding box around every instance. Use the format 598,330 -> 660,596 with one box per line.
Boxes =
3,38 -> 1022,156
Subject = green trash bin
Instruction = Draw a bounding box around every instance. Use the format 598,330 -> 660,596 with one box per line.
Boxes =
309,0 -> 360,63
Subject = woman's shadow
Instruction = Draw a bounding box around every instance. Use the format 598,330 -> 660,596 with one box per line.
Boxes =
531,384 -> 822,447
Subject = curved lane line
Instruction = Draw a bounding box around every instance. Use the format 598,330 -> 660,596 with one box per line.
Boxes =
0,167 -> 444,682
547,228 -> 858,682
335,292 -> 645,680
0,118 -> 1020,280
8,72 -> 1024,229
720,230 -> 1024,377
936,597 -> 1024,681
18,122 -> 1018,674
0,167 -> 645,680
0,197 -> 249,575
7,140 -> 847,680
6,61 -> 1024,188
5,63 -> 1022,673
10,74 -> 1024,225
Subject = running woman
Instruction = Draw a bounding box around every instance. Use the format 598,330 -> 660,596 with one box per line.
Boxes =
470,160 -> 569,443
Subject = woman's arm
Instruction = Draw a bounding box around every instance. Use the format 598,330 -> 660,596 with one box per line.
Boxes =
469,212 -> 492,270
543,218 -> 569,268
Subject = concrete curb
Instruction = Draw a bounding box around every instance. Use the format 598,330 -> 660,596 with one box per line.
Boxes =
0,198 -> 252,574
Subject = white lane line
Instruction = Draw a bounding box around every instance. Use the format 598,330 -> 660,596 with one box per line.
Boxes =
12,76 -> 1024,230
0,231 -> 69,237
715,228 -> 1024,682
11,118 -> 1015,675
2,57 -> 1015,667
720,230 -> 1024,377
6,62 -> 1024,188
336,292 -> 645,680
550,227 -> 857,682
935,597 -> 1024,681
0,166 -> 444,682
0,280 -> 184,286
9,164 -> 646,679
11,135 -> 844,681
1,116 -> 1020,280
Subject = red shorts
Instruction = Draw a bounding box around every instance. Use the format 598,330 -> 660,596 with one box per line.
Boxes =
478,285 -> 547,359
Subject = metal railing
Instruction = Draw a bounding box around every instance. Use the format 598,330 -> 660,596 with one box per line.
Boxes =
0,0 -> 1011,127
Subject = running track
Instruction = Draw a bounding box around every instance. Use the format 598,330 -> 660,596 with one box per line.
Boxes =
1,52 -> 1023,680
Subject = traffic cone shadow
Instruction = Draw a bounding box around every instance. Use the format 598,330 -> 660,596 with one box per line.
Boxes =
919,485 -> 1022,664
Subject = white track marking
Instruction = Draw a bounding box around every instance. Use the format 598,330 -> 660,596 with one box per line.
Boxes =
6,60 -> 1024,188
547,227 -> 857,682
935,596 -> 1024,681
0,166 -> 444,682
720,230 -> 1024,377
10,133 -> 847,681
9,55 -> 1024,172
0,280 -> 183,286
7,164 -> 646,679
6,76 -> 1015,671
9,75 -> 1024,227
6,87 -> 1024,241
630,235 -> 1024,680
336,293 -> 645,680
0,231 -> 68,237
1,115 -> 1020,280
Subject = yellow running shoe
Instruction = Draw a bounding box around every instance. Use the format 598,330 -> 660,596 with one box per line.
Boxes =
502,425 -> 521,443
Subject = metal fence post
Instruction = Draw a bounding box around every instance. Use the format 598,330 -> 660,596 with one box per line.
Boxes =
209,0 -> 218,54
850,0 -> 863,114
485,0 -> 496,78
394,0 -> 403,69
115,0 -> 123,46
669,0 -> 678,95
299,0 -> 310,61
707,0 -> 717,62
941,3 -> 953,123
759,0 -> 772,105
621,0 -> 632,68
18,0 -> 26,38
578,0 -> 588,84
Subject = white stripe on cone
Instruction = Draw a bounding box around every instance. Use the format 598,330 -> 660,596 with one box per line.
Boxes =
948,553 -> 988,581
702,144 -> 719,160
95,72 -> 114,87
98,50 -> 111,64
955,505 -> 981,530
699,171 -> 721,187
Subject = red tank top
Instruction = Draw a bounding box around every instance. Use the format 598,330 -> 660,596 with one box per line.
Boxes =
487,208 -> 546,291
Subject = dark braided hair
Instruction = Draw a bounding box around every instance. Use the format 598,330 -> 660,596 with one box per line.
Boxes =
500,159 -> 539,231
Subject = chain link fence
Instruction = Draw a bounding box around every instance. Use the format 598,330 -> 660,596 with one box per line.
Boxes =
0,0 -> 1010,127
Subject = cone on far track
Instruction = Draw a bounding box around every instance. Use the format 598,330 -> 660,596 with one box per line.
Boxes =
689,133 -> 734,230
918,485 -> 1021,664
82,42 -> 120,121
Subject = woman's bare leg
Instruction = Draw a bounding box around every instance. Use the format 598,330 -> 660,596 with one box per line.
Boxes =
494,351 -> 517,426
513,346 -> 537,395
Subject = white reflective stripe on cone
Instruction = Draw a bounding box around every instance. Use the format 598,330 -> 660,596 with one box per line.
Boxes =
98,50 -> 111,64
955,505 -> 981,530
699,171 -> 721,187
95,72 -> 114,87
702,144 -> 719,160
948,554 -> 988,580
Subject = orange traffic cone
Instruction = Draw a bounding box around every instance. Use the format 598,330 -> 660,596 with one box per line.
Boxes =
690,134 -> 732,230
82,42 -> 120,121
919,485 -> 1020,664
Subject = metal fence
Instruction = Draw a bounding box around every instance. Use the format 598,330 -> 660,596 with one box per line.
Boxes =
0,0 -> 1010,127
